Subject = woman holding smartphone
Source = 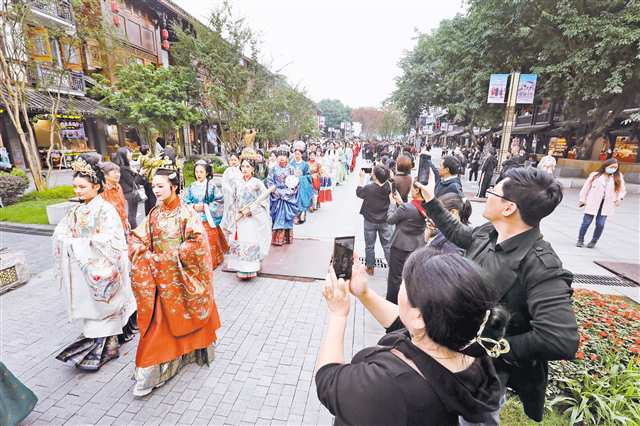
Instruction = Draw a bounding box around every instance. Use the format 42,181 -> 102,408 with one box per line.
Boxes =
316,248 -> 509,425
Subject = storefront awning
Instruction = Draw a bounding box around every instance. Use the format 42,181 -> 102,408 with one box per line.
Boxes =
0,88 -> 108,116
510,124 -> 551,135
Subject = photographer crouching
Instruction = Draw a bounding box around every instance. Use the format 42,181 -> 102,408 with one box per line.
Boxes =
315,248 -> 510,425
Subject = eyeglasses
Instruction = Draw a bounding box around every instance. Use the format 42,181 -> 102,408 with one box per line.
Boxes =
486,187 -> 518,207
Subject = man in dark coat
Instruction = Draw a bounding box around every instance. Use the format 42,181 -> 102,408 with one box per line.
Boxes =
417,167 -> 578,424
478,149 -> 498,197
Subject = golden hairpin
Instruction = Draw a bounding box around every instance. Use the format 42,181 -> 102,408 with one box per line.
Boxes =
71,157 -> 97,179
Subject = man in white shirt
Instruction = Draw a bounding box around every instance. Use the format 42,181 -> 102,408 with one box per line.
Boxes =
537,150 -> 557,175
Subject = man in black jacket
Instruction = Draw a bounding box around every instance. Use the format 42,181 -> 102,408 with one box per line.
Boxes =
416,167 -> 578,424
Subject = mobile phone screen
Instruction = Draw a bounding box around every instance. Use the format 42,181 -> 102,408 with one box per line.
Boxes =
417,154 -> 432,185
333,236 -> 355,279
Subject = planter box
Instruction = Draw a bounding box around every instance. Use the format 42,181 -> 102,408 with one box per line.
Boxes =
46,201 -> 76,225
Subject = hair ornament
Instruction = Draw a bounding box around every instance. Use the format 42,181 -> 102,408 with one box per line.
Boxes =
459,310 -> 511,358
71,157 -> 97,180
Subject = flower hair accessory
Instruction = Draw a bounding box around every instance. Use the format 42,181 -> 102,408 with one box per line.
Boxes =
71,157 -> 97,180
459,310 -> 511,358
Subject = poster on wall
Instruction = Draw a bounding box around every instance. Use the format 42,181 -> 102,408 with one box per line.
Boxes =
487,74 -> 508,103
516,74 -> 537,104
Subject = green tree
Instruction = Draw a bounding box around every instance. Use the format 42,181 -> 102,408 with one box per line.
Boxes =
380,104 -> 406,139
393,0 -> 640,158
89,63 -> 201,154
317,99 -> 351,129
171,1 -> 259,152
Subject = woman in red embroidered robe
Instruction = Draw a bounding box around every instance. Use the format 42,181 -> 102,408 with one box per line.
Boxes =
129,167 -> 221,397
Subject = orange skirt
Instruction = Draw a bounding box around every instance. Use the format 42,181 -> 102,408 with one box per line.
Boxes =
135,289 -> 221,368
203,222 -> 229,269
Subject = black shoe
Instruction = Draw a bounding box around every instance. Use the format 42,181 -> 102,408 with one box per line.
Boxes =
587,241 -> 597,248
576,241 -> 584,247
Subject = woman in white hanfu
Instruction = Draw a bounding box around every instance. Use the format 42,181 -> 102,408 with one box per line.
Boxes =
52,156 -> 137,371
219,151 -> 243,243
226,157 -> 272,280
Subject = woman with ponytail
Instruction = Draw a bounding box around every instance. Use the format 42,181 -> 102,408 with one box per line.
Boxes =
316,248 -> 509,425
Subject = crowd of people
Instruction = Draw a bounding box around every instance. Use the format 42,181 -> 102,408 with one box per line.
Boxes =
2,132 -> 629,425
39,138 -> 365,401
315,138 -> 628,425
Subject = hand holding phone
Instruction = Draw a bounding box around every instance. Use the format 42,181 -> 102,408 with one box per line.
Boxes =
417,154 -> 432,185
333,236 -> 355,279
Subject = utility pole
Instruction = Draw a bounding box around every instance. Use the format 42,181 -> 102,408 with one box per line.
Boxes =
497,71 -> 520,171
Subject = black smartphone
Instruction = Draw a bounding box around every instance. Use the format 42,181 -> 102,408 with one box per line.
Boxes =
417,153 -> 432,185
333,236 -> 355,280
361,166 -> 372,174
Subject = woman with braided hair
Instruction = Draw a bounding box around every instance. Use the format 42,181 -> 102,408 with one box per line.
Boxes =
183,160 -> 228,269
52,155 -> 137,371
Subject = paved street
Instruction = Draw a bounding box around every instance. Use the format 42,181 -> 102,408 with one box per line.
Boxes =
1,150 -> 638,425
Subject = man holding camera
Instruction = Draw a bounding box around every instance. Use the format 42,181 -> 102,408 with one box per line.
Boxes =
416,167 -> 578,424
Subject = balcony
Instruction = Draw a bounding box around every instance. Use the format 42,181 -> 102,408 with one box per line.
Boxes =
515,114 -> 533,126
30,63 -> 85,96
534,111 -> 551,124
29,0 -> 75,30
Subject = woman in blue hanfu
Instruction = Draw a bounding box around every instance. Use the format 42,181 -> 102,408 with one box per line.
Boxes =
289,147 -> 314,224
267,147 -> 299,245
182,160 -> 228,269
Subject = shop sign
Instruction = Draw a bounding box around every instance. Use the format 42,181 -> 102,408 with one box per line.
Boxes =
487,74 -> 508,103
33,113 -> 83,121
516,74 -> 537,104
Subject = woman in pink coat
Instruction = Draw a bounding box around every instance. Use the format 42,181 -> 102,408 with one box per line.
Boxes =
577,158 -> 626,248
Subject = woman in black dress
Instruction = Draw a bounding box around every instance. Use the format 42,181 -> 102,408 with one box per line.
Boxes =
316,248 -> 510,425
113,147 -> 144,228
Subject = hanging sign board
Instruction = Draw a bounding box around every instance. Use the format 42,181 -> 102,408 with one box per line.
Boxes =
487,74 -> 509,103
516,74 -> 537,104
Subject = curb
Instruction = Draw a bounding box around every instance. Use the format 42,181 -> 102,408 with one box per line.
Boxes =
0,221 -> 54,236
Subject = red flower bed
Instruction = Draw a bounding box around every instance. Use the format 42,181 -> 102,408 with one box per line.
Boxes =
572,289 -> 640,363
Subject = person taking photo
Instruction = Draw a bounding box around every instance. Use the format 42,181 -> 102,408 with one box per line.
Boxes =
316,248 -> 509,425
415,167 -> 578,424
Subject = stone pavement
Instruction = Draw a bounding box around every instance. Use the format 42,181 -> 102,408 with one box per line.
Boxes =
2,266 -> 387,426
0,165 -> 387,426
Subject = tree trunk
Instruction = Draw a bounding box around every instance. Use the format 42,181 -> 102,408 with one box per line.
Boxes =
579,113 -> 618,160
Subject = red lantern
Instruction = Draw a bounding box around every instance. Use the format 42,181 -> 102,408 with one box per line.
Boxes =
112,15 -> 120,27
111,0 -> 119,13
162,40 -> 170,50
161,29 -> 169,40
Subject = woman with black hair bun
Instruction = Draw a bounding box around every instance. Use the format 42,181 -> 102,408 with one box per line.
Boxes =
52,156 -> 137,371
129,164 -> 221,396
316,248 -> 509,425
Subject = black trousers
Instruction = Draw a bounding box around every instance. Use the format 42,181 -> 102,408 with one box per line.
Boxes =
478,171 -> 493,198
386,247 -> 412,304
468,165 -> 479,181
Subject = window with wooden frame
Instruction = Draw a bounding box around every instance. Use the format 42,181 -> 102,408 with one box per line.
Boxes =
27,27 -> 52,62
60,38 -> 83,71
84,40 -> 103,70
